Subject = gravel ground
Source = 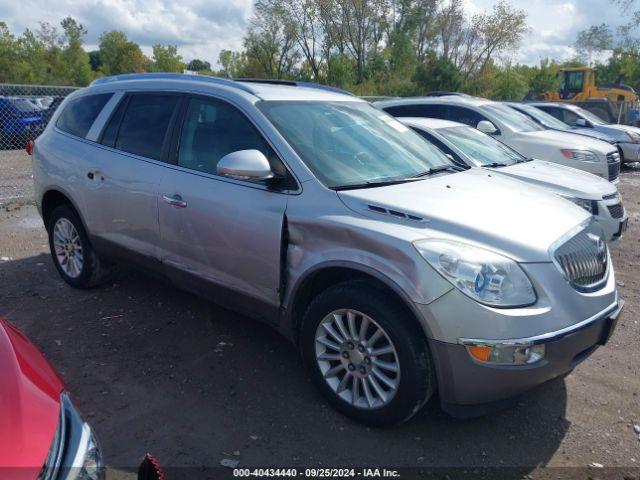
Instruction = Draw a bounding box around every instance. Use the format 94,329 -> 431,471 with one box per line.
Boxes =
0,149 -> 33,207
0,151 -> 639,479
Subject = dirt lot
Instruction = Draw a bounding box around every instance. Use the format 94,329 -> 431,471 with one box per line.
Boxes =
1,151 -> 639,479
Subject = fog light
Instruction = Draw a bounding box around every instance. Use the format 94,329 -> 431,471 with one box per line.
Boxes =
466,344 -> 545,365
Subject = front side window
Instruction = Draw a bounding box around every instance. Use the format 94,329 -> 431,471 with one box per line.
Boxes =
570,106 -> 606,125
56,93 -> 113,138
113,94 -> 179,160
258,101 -> 452,189
480,104 -> 543,132
177,97 -> 280,177
437,126 -> 524,167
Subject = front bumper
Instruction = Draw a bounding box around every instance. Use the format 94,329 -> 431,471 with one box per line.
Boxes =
595,198 -> 628,243
619,142 -> 640,163
429,300 -> 624,417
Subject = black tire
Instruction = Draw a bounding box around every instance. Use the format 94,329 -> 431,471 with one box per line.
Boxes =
47,204 -> 107,288
300,280 -> 435,427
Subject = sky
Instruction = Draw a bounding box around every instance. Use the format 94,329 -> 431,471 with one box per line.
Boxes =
0,0 -> 631,68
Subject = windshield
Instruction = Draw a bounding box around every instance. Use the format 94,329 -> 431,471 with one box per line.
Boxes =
570,105 -> 607,125
438,126 -> 524,166
258,101 -> 453,188
8,98 -> 39,113
480,104 -> 544,132
509,103 -> 570,131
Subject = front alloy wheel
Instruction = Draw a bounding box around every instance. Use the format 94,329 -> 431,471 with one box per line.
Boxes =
315,309 -> 400,409
302,280 -> 435,427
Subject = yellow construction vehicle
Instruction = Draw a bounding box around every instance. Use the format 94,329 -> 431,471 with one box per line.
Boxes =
539,67 -> 640,124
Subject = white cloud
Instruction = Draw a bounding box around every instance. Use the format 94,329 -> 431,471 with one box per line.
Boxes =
0,0 -> 253,67
0,0 -> 631,67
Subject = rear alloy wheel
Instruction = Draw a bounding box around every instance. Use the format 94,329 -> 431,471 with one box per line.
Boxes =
48,205 -> 108,288
301,280 -> 434,427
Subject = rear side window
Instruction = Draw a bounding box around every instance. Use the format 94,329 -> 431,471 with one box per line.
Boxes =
56,93 -> 113,138
112,94 -> 179,160
383,104 -> 445,118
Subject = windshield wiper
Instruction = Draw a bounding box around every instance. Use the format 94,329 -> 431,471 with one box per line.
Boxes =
331,178 -> 420,191
409,165 -> 463,178
481,162 -> 509,168
515,157 -> 534,163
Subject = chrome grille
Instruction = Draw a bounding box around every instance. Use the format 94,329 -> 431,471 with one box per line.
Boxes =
607,203 -> 624,219
552,222 -> 608,291
607,152 -> 620,182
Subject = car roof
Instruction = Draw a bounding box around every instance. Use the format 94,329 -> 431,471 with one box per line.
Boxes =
399,117 -> 465,130
374,95 -> 493,109
89,73 -> 361,103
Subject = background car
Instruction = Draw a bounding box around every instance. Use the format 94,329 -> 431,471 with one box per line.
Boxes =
375,95 -> 622,183
0,96 -> 46,148
0,316 -> 104,480
401,117 -> 628,242
505,102 -> 620,145
529,102 -> 640,164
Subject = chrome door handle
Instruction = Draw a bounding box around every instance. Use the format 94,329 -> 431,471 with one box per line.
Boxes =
162,194 -> 187,208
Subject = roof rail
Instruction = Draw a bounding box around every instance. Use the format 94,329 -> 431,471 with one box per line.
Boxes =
90,73 -> 257,94
234,78 -> 354,96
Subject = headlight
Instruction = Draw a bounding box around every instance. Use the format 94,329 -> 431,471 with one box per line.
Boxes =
414,239 -> 536,307
561,196 -> 599,215
626,131 -> 638,144
38,393 -> 104,480
561,149 -> 599,162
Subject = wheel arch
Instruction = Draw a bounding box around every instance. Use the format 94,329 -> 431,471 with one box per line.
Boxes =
286,262 -> 433,346
40,187 -> 88,234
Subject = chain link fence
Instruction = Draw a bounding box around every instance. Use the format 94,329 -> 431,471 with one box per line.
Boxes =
0,84 -> 78,151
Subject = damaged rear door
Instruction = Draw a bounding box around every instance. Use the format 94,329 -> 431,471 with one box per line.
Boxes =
158,95 -> 289,318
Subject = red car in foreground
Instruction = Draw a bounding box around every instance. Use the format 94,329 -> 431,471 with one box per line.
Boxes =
0,317 -> 103,480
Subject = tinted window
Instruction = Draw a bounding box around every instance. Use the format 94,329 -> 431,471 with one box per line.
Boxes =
383,104 -> 445,118
56,93 -> 113,138
115,94 -> 179,160
100,98 -> 128,148
444,106 -> 487,128
177,97 -> 279,177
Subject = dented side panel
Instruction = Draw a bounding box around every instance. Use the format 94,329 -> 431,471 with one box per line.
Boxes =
281,182 -> 453,338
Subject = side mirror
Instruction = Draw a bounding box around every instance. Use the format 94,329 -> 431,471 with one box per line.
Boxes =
217,149 -> 274,181
575,118 -> 589,127
477,120 -> 499,135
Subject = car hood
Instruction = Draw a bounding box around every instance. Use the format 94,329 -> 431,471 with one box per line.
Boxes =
337,168 -> 590,262
518,129 -> 614,154
598,124 -> 640,139
570,127 -> 617,143
495,160 -> 617,199
0,319 -> 63,476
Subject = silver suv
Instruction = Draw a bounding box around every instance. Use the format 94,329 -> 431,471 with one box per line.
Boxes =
31,74 -> 623,425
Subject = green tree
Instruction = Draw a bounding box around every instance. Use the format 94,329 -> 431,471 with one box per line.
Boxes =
151,44 -> 184,72
218,49 -> 247,78
413,56 -> 462,93
488,65 -> 528,100
574,24 -> 613,64
88,50 -> 102,71
98,31 -> 148,75
187,59 -> 211,71
0,22 -> 19,82
60,17 -> 93,85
